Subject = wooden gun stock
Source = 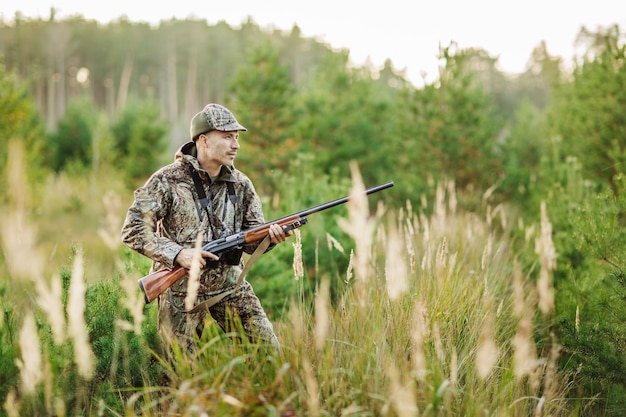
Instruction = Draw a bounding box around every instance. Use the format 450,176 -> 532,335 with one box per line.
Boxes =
138,266 -> 187,304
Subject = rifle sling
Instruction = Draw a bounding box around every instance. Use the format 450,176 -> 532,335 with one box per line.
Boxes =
188,164 -> 236,222
185,235 -> 271,314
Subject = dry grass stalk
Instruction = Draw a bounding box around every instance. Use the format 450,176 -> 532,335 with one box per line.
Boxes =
68,249 -> 94,379
0,210 -> 45,281
481,235 -> 494,272
450,347 -> 458,387
419,212 -> 431,247
476,306 -> 500,380
338,164 -> 371,284
116,272 -> 145,335
303,358 -> 320,417
16,312 -> 43,394
326,231 -> 345,254
513,318 -> 537,381
482,182 -> 498,208
97,191 -> 123,251
345,250 -> 354,284
3,390 -> 19,417
184,232 -> 204,311
493,203 -> 508,230
403,212 -> 417,275
314,278 -> 331,350
535,202 -> 556,314
511,264 -> 539,387
221,393 -> 244,409
420,245 -> 433,275
411,302 -> 429,382
288,305 -> 305,347
435,237 -> 450,288
385,217 -> 408,300
386,361 -> 418,417
1,142 -> 44,281
36,274 -> 66,344
496,299 -> 504,317
541,332 -> 562,410
292,229 -> 304,280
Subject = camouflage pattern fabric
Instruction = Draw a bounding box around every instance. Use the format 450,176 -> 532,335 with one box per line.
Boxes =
158,281 -> 278,350
121,141 -> 278,348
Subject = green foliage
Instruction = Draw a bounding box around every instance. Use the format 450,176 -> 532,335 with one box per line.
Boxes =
552,173 -> 626,415
291,52 -> 395,190
522,146 -> 626,413
47,96 -> 99,172
518,26 -> 626,412
227,41 -> 298,196
85,279 -> 162,396
0,295 -> 20,415
110,98 -> 169,187
249,156 -> 354,318
555,264 -> 626,415
499,99 -> 546,208
392,45 -> 505,205
0,258 -> 162,416
545,25 -> 626,188
571,174 -> 626,269
1,15 -> 552,208
0,60 -> 47,194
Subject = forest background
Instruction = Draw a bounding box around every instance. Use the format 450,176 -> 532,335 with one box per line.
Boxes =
0,13 -> 625,416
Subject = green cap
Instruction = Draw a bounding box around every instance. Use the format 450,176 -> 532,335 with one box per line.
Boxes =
190,103 -> 247,140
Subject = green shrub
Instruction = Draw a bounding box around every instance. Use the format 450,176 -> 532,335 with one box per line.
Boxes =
47,96 -> 99,172
0,295 -> 20,416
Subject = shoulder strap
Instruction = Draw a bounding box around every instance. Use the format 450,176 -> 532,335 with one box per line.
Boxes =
189,164 -> 237,222
226,182 -> 236,205
188,165 -> 209,221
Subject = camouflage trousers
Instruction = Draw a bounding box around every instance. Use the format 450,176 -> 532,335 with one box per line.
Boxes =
157,280 -> 279,351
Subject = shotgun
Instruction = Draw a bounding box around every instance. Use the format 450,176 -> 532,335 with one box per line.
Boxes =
138,181 -> 394,303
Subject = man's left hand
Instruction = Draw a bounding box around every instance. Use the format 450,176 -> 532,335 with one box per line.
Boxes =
268,223 -> 292,244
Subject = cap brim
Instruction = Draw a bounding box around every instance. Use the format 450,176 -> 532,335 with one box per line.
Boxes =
217,122 -> 247,132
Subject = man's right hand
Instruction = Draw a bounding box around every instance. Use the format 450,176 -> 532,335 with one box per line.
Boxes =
175,248 -> 219,269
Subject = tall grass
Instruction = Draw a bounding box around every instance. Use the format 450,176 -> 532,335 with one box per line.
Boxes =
1,145 -> 575,416
128,170 -> 571,416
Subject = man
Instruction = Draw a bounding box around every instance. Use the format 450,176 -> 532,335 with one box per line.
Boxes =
121,103 -> 291,350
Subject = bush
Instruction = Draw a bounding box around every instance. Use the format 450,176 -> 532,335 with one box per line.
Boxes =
0,258 -> 162,416
47,96 -> 99,172
110,99 -> 169,187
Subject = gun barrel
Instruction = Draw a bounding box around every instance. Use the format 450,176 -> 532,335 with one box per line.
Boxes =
297,181 -> 394,218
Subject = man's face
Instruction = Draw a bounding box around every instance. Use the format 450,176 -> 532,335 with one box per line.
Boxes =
199,130 -> 240,169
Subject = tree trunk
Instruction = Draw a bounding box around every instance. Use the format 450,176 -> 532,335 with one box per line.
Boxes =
116,55 -> 134,118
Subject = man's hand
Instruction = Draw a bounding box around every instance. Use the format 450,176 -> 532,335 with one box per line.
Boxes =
268,223 -> 293,244
175,248 -> 219,269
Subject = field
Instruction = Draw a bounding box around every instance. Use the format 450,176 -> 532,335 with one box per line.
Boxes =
0,152 -> 579,416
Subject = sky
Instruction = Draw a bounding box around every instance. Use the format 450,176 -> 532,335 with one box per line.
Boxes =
2,1 -> 625,86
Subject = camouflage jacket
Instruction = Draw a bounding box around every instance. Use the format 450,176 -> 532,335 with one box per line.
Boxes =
121,141 -> 270,294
